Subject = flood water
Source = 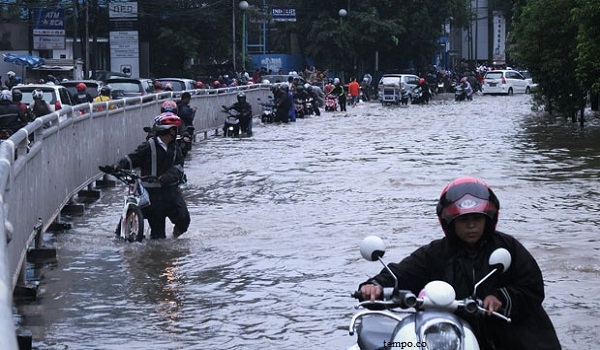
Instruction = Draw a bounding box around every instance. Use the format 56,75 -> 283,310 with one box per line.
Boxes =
16,94 -> 600,349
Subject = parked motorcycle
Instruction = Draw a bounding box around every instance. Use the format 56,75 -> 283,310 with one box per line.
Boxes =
348,236 -> 511,350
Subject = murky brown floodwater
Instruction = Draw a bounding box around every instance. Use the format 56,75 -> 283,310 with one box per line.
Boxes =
15,94 -> 600,349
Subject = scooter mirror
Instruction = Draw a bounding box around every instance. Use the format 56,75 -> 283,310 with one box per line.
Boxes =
489,248 -> 511,273
360,236 -> 386,261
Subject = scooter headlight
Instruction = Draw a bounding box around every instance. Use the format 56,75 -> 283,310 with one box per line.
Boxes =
422,322 -> 462,350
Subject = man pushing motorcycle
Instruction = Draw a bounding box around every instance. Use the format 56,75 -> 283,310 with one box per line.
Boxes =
359,177 -> 561,349
105,113 -> 190,240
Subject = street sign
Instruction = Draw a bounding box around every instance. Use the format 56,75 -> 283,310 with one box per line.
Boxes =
109,2 -> 138,18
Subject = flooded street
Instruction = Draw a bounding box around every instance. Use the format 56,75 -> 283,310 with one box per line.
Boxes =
17,93 -> 600,349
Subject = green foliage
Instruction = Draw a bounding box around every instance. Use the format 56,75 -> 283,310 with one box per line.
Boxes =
573,0 -> 600,94
511,0 -> 585,116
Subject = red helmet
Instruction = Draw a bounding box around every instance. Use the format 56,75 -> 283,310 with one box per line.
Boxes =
196,81 -> 204,88
154,81 -> 163,89
164,82 -> 173,91
419,78 -> 425,84
436,177 -> 499,237
213,80 -> 221,87
460,77 -> 467,83
152,112 -> 181,131
76,83 -> 87,92
160,100 -> 178,113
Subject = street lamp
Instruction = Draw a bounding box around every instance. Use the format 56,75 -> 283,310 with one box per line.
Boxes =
239,1 -> 249,72
338,9 -> 347,25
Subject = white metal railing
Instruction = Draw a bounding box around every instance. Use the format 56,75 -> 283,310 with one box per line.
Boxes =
0,84 -> 269,348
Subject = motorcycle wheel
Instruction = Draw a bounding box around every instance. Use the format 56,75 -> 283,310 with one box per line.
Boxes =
118,206 -> 144,242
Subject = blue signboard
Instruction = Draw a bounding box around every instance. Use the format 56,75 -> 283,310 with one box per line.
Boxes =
33,8 -> 66,36
271,7 -> 296,22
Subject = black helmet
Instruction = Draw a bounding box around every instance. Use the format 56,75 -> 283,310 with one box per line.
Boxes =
100,85 -> 111,96
237,91 -> 246,102
436,177 -> 499,238
12,89 -> 22,102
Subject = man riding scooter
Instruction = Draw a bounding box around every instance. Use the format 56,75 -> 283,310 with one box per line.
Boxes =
223,92 -> 253,137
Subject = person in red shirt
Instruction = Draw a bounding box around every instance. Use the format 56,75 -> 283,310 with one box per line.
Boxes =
348,77 -> 361,107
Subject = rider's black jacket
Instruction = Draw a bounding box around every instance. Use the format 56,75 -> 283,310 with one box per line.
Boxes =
361,230 -> 561,350
72,92 -> 93,104
117,137 -> 185,188
226,101 -> 252,118
0,101 -> 26,133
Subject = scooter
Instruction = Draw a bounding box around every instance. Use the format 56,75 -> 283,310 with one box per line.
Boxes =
348,236 -> 512,350
455,85 -> 473,101
294,97 -> 305,119
325,94 -> 338,111
222,106 -> 241,137
259,97 -> 276,124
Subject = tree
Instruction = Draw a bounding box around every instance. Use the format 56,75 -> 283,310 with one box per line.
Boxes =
511,0 -> 584,120
573,0 -> 600,95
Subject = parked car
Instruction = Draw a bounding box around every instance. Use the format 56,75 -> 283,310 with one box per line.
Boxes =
105,77 -> 154,97
12,84 -> 73,112
60,80 -> 102,100
519,70 -> 539,92
155,78 -> 196,92
482,70 -> 531,95
377,74 -> 420,102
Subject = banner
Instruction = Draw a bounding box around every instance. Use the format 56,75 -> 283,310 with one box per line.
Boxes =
271,7 -> 296,22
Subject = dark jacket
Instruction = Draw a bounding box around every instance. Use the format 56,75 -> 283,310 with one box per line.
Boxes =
0,101 -> 26,133
117,137 -> 185,188
177,101 -> 196,127
361,230 -> 561,350
72,92 -> 93,104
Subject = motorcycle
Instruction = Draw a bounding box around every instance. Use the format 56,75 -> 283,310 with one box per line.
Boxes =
294,98 -> 305,119
259,97 -> 276,124
98,166 -> 157,242
348,236 -> 512,350
455,85 -> 473,101
325,94 -> 338,111
222,106 -> 241,137
411,86 -> 429,105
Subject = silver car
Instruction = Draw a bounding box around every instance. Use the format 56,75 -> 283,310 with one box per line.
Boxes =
482,70 -> 531,95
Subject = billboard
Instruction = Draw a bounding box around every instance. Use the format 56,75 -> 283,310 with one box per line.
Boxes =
32,8 -> 66,50
271,7 -> 296,22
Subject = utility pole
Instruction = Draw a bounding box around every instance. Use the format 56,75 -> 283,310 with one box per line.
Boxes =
85,0 -> 89,78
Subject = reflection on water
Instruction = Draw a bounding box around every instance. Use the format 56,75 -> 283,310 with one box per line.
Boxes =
16,94 -> 600,349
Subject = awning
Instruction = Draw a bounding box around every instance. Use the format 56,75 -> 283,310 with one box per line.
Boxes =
2,53 -> 45,67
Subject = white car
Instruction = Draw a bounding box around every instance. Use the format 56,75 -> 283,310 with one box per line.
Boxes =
377,74 -> 420,103
482,70 -> 531,95
12,84 -> 74,112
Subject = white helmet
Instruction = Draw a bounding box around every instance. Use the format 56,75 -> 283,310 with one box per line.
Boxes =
32,89 -> 44,99
303,83 -> 310,89
333,78 -> 340,84
0,90 -> 11,101
7,71 -> 15,78
261,79 -> 270,84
